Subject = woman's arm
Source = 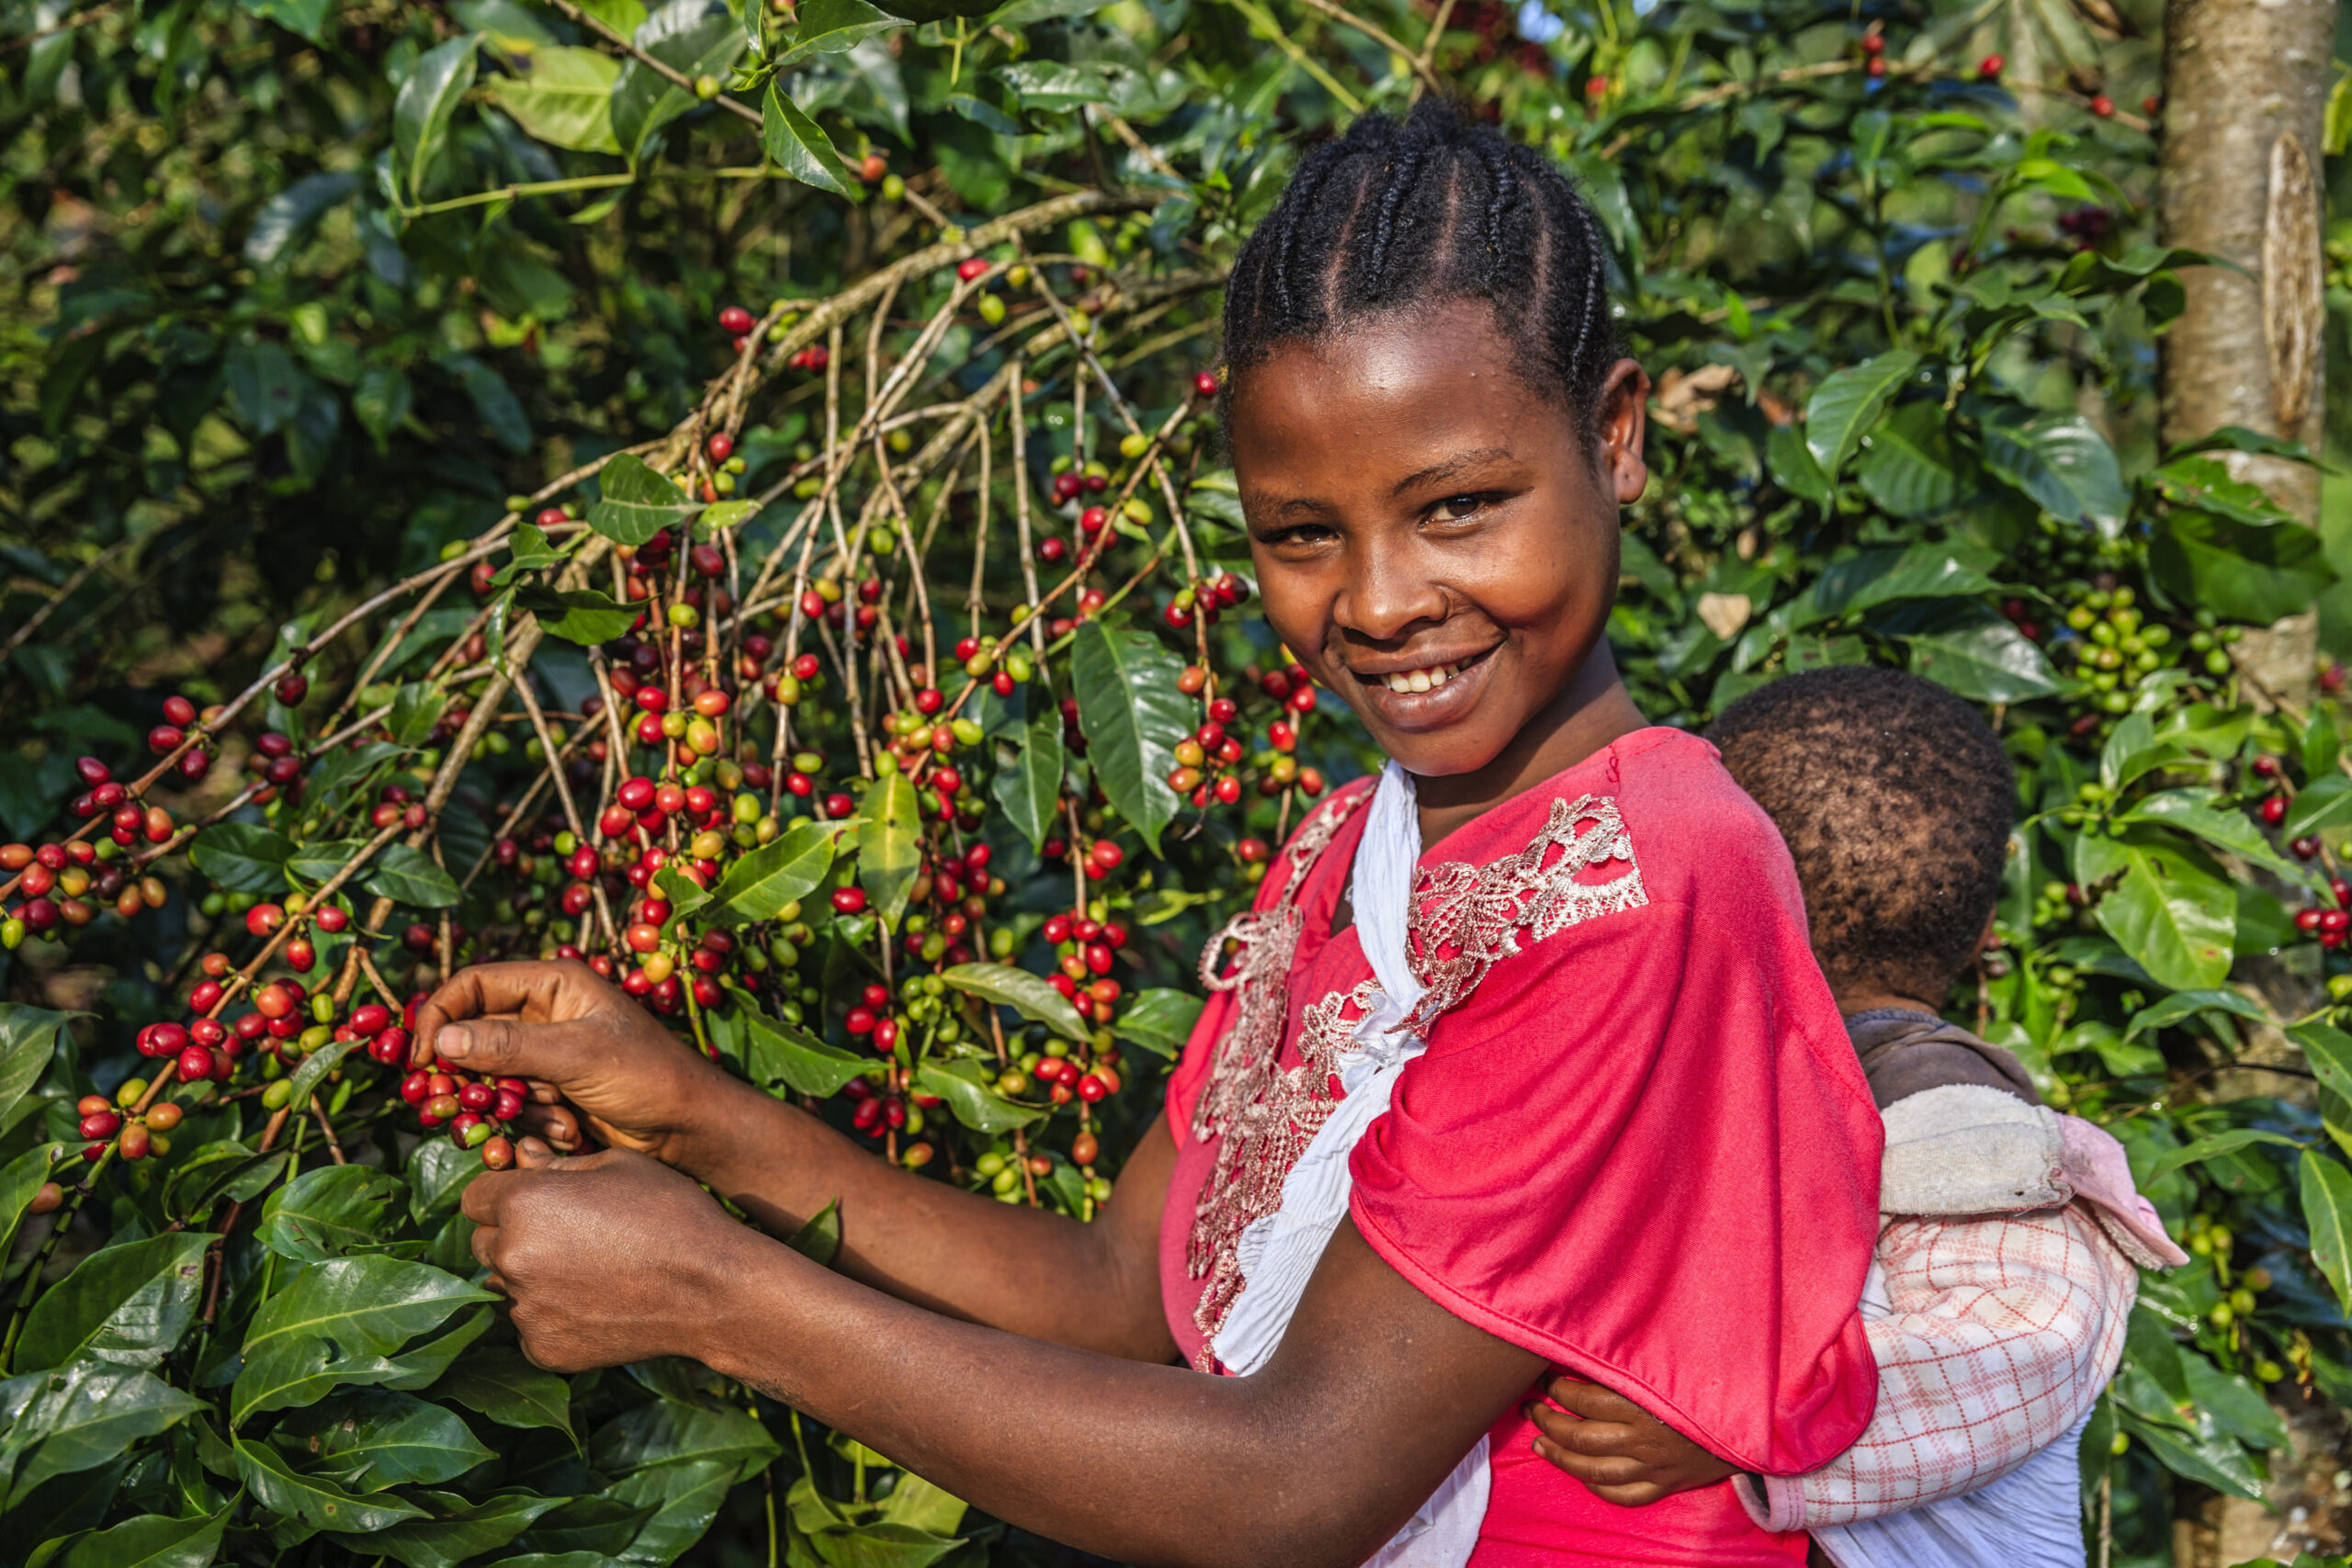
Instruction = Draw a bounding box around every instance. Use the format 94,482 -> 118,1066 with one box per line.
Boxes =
464,1143 -> 1540,1568
416,962 -> 1176,1362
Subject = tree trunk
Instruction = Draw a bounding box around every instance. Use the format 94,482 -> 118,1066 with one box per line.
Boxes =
2156,0 -> 2335,709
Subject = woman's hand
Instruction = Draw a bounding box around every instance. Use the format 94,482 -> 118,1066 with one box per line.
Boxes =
1523,1374 -> 1740,1506
413,961 -> 750,1168
464,1139 -> 757,1372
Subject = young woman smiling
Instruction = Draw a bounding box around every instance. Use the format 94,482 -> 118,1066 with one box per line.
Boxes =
414,102 -> 1884,1567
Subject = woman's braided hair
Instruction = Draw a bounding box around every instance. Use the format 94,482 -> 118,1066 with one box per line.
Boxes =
1223,99 -> 1622,437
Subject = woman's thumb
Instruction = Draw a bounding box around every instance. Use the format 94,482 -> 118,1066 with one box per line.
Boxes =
433,1017 -> 540,1076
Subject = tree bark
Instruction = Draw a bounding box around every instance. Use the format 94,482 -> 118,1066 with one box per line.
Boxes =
2156,0 -> 2335,709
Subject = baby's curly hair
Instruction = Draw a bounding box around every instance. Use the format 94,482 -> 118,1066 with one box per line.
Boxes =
1707,667 -> 2015,1004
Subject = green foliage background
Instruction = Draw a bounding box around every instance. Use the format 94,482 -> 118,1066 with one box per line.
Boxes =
6,0 -> 2352,1563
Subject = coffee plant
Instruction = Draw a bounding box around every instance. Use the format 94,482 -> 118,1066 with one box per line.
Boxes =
4,0 -> 2352,1562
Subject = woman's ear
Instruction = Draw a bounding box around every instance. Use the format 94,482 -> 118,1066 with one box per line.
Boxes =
1975,907 -> 2001,956
1594,359 -> 1651,504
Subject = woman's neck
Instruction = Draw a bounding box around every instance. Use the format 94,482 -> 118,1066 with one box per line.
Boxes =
1410,643 -> 1647,852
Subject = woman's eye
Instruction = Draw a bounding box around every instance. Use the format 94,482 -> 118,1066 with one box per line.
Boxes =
1429,495 -> 1488,523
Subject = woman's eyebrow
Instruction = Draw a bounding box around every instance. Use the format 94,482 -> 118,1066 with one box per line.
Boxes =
1389,447 -> 1516,496
1240,490 -> 1334,521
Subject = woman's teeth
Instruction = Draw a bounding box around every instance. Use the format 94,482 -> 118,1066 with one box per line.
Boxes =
1382,661 -> 1461,694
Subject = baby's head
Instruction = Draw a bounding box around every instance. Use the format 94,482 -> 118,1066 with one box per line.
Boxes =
1222,101 -> 1650,782
1707,668 -> 2015,1010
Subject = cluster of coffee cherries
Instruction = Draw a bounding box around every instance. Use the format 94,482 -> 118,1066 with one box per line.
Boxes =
71,1081 -> 185,1165
398,1048 -> 526,1169
1161,570 -> 1250,633
2251,754 -> 2333,864
1040,908 -> 1130,1029
2,835 -> 173,944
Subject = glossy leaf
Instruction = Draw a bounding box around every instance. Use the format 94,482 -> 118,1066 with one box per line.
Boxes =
1803,351 -> 1917,480
188,822 -> 295,894
587,454 -> 699,547
517,588 -> 641,648
2075,829 -> 2236,991
391,37 -> 481,204
432,1345 -> 576,1437
1070,619 -> 1191,853
610,0 -> 749,165
590,1396 -> 781,1475
232,1256 -> 495,1425
1854,403 -> 1964,517
367,843 -> 463,908
274,1389 -> 496,1490
786,1201 -> 842,1266
233,1435 -> 430,1530
732,998 -> 869,1098
778,0 -> 903,61
0,1142 -> 63,1260
257,1165 -> 409,1260
0,1003 -> 69,1133
0,1365 -> 203,1511
42,1504 -> 232,1568
762,85 -> 857,197
1902,606 -> 2062,704
2302,1152 -> 2352,1318
355,1491 -> 569,1568
2150,508 -> 2338,626
706,819 -> 843,925
915,1058 -> 1047,1133
1111,987 -> 1204,1059
2122,789 -> 2320,886
486,47 -> 624,154
940,962 -> 1086,1041
2142,1128 -> 2303,1181
992,711 -> 1066,852
1980,411 -> 2129,537
1766,424 -> 1831,511
856,773 -> 922,926
16,1232 -> 213,1372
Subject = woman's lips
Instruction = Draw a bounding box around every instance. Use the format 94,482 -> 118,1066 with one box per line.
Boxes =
1347,645 -> 1498,730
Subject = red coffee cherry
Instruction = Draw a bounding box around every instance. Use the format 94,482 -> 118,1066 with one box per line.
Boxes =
163,694 -> 198,727
1193,371 -> 1219,399
831,886 -> 868,915
718,305 -> 755,335
956,257 -> 989,282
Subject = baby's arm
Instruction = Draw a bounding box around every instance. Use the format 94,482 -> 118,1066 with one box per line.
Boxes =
1531,1203 -> 2138,1521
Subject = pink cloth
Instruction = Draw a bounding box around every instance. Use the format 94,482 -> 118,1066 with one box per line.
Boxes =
1746,1203 -> 2141,1529
1161,729 -> 1884,1566
2060,1115 -> 2190,1267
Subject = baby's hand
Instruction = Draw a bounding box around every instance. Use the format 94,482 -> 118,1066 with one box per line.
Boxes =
1523,1374 -> 1739,1506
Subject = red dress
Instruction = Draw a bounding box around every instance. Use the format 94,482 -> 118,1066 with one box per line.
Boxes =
1159,728 -> 1883,1565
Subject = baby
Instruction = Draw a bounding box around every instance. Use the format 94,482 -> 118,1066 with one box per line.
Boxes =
1532,666 -> 2185,1568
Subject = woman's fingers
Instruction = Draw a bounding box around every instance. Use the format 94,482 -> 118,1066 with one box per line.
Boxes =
514,1101 -> 582,1150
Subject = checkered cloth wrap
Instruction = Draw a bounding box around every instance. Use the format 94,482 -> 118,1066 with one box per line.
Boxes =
1746,1202 -> 2139,1531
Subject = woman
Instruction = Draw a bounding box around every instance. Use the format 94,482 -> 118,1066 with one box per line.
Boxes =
418,102 -> 1883,1566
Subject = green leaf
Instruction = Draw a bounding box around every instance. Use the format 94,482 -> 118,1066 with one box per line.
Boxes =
162,1141 -> 289,1224
779,0 -> 903,61
610,0 -> 750,165
356,1491 -> 567,1568
2150,508 -> 2338,626
2117,1412 -> 2266,1500
241,0 -> 331,39
0,1366 -> 204,1511
379,1304 -> 495,1390
231,1256 -> 496,1425
1110,987 -> 1204,1059
590,1395 -> 781,1474
275,1389 -> 496,1490
914,1058 -> 1046,1134
706,819 -> 842,925
0,1143 -> 63,1260
856,773 -> 922,926
2179,1351 -> 2292,1451
285,1039 -> 361,1121
366,842 -> 463,908
2288,1022 -> 2352,1106
2307,708 -> 2342,780
1854,402 -> 1964,518
992,712 -> 1065,852
2075,829 -> 2236,990
1070,619 -> 1191,854
2285,773 -> 2352,839
1811,543 -> 1998,619
486,47 -> 624,154
2121,988 -> 2269,1043
785,1201 -> 841,1266
587,454 -> 699,547
432,1345 -> 575,1437
652,863 -> 713,924
940,962 -> 1086,1041
0,1004 -> 69,1134
2302,1152 -> 2352,1319
2142,1128 -> 2303,1181
258,1165 -> 409,1261
2143,455 -> 2301,526
1902,606 -> 2062,703
289,838 -> 372,885
2120,790 -> 2320,885
190,822 -> 296,894
697,499 -> 761,532
44,1503 -> 232,1568
244,171 -> 360,267
762,85 -> 858,197
392,36 -> 481,204
729,994 -> 868,1098
1803,351 -> 1918,481
16,1231 -> 213,1372
517,587 -> 640,647
1980,411 -> 2130,537
233,1435 -> 430,1531
599,1457 -> 739,1563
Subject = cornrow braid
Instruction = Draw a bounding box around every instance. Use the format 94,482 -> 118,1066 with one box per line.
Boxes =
1223,99 -> 1620,439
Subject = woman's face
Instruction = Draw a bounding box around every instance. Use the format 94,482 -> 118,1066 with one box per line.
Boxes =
1227,299 -> 1650,781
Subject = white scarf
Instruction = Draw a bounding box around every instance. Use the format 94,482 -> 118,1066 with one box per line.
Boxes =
1208,761 -> 1490,1566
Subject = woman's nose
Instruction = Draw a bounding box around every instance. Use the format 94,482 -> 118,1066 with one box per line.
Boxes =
1335,532 -> 1448,644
